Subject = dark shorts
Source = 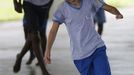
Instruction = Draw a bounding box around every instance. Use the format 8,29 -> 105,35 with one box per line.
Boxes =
23,0 -> 53,32
74,46 -> 111,75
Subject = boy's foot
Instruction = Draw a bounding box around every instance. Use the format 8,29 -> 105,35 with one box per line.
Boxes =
43,71 -> 50,75
26,56 -> 35,65
13,54 -> 22,73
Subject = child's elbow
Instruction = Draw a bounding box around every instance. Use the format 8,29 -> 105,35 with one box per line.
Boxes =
103,4 -> 116,12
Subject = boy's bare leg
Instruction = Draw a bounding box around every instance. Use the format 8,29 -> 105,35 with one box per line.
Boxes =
31,32 -> 50,75
36,30 -> 47,66
24,29 -> 35,65
13,36 -> 31,73
40,30 -> 47,54
26,47 -> 35,65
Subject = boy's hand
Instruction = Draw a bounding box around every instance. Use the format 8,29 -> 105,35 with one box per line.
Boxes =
13,0 -> 22,13
44,50 -> 51,64
103,4 -> 123,19
116,14 -> 123,19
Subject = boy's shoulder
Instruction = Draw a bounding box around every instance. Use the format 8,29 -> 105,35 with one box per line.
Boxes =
56,1 -> 67,10
58,1 -> 66,7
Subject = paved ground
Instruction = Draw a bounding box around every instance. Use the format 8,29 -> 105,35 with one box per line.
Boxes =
0,7 -> 134,75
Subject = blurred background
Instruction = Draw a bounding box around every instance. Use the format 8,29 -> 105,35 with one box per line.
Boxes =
0,0 -> 134,75
0,0 -> 134,22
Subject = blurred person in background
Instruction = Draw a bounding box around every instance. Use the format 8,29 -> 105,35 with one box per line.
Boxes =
13,0 -> 53,75
94,5 -> 106,36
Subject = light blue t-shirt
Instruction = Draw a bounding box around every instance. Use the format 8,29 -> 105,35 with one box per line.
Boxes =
53,0 -> 105,60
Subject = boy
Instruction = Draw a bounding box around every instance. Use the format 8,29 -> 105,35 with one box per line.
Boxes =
44,0 -> 123,75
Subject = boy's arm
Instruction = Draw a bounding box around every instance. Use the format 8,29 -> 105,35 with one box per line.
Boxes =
13,0 -> 22,13
44,22 -> 60,64
103,3 -> 123,19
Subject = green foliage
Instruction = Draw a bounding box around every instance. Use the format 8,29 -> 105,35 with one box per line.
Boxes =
0,0 -> 133,22
0,0 -> 23,22
106,0 -> 134,7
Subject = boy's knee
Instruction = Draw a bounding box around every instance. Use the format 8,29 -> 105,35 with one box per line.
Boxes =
26,34 -> 32,42
30,33 -> 39,42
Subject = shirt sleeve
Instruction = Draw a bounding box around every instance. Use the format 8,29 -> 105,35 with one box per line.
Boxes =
91,0 -> 105,16
52,3 -> 65,25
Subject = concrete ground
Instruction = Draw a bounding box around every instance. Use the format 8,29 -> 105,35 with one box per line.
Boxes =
0,7 -> 134,75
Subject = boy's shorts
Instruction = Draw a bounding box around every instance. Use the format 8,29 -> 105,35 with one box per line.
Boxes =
74,46 -> 111,75
23,0 -> 53,32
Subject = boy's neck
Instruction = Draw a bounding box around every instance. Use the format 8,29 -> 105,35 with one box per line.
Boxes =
67,0 -> 81,8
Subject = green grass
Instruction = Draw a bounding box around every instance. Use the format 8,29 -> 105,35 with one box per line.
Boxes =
0,0 -> 23,22
106,0 -> 134,7
0,0 -> 134,22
